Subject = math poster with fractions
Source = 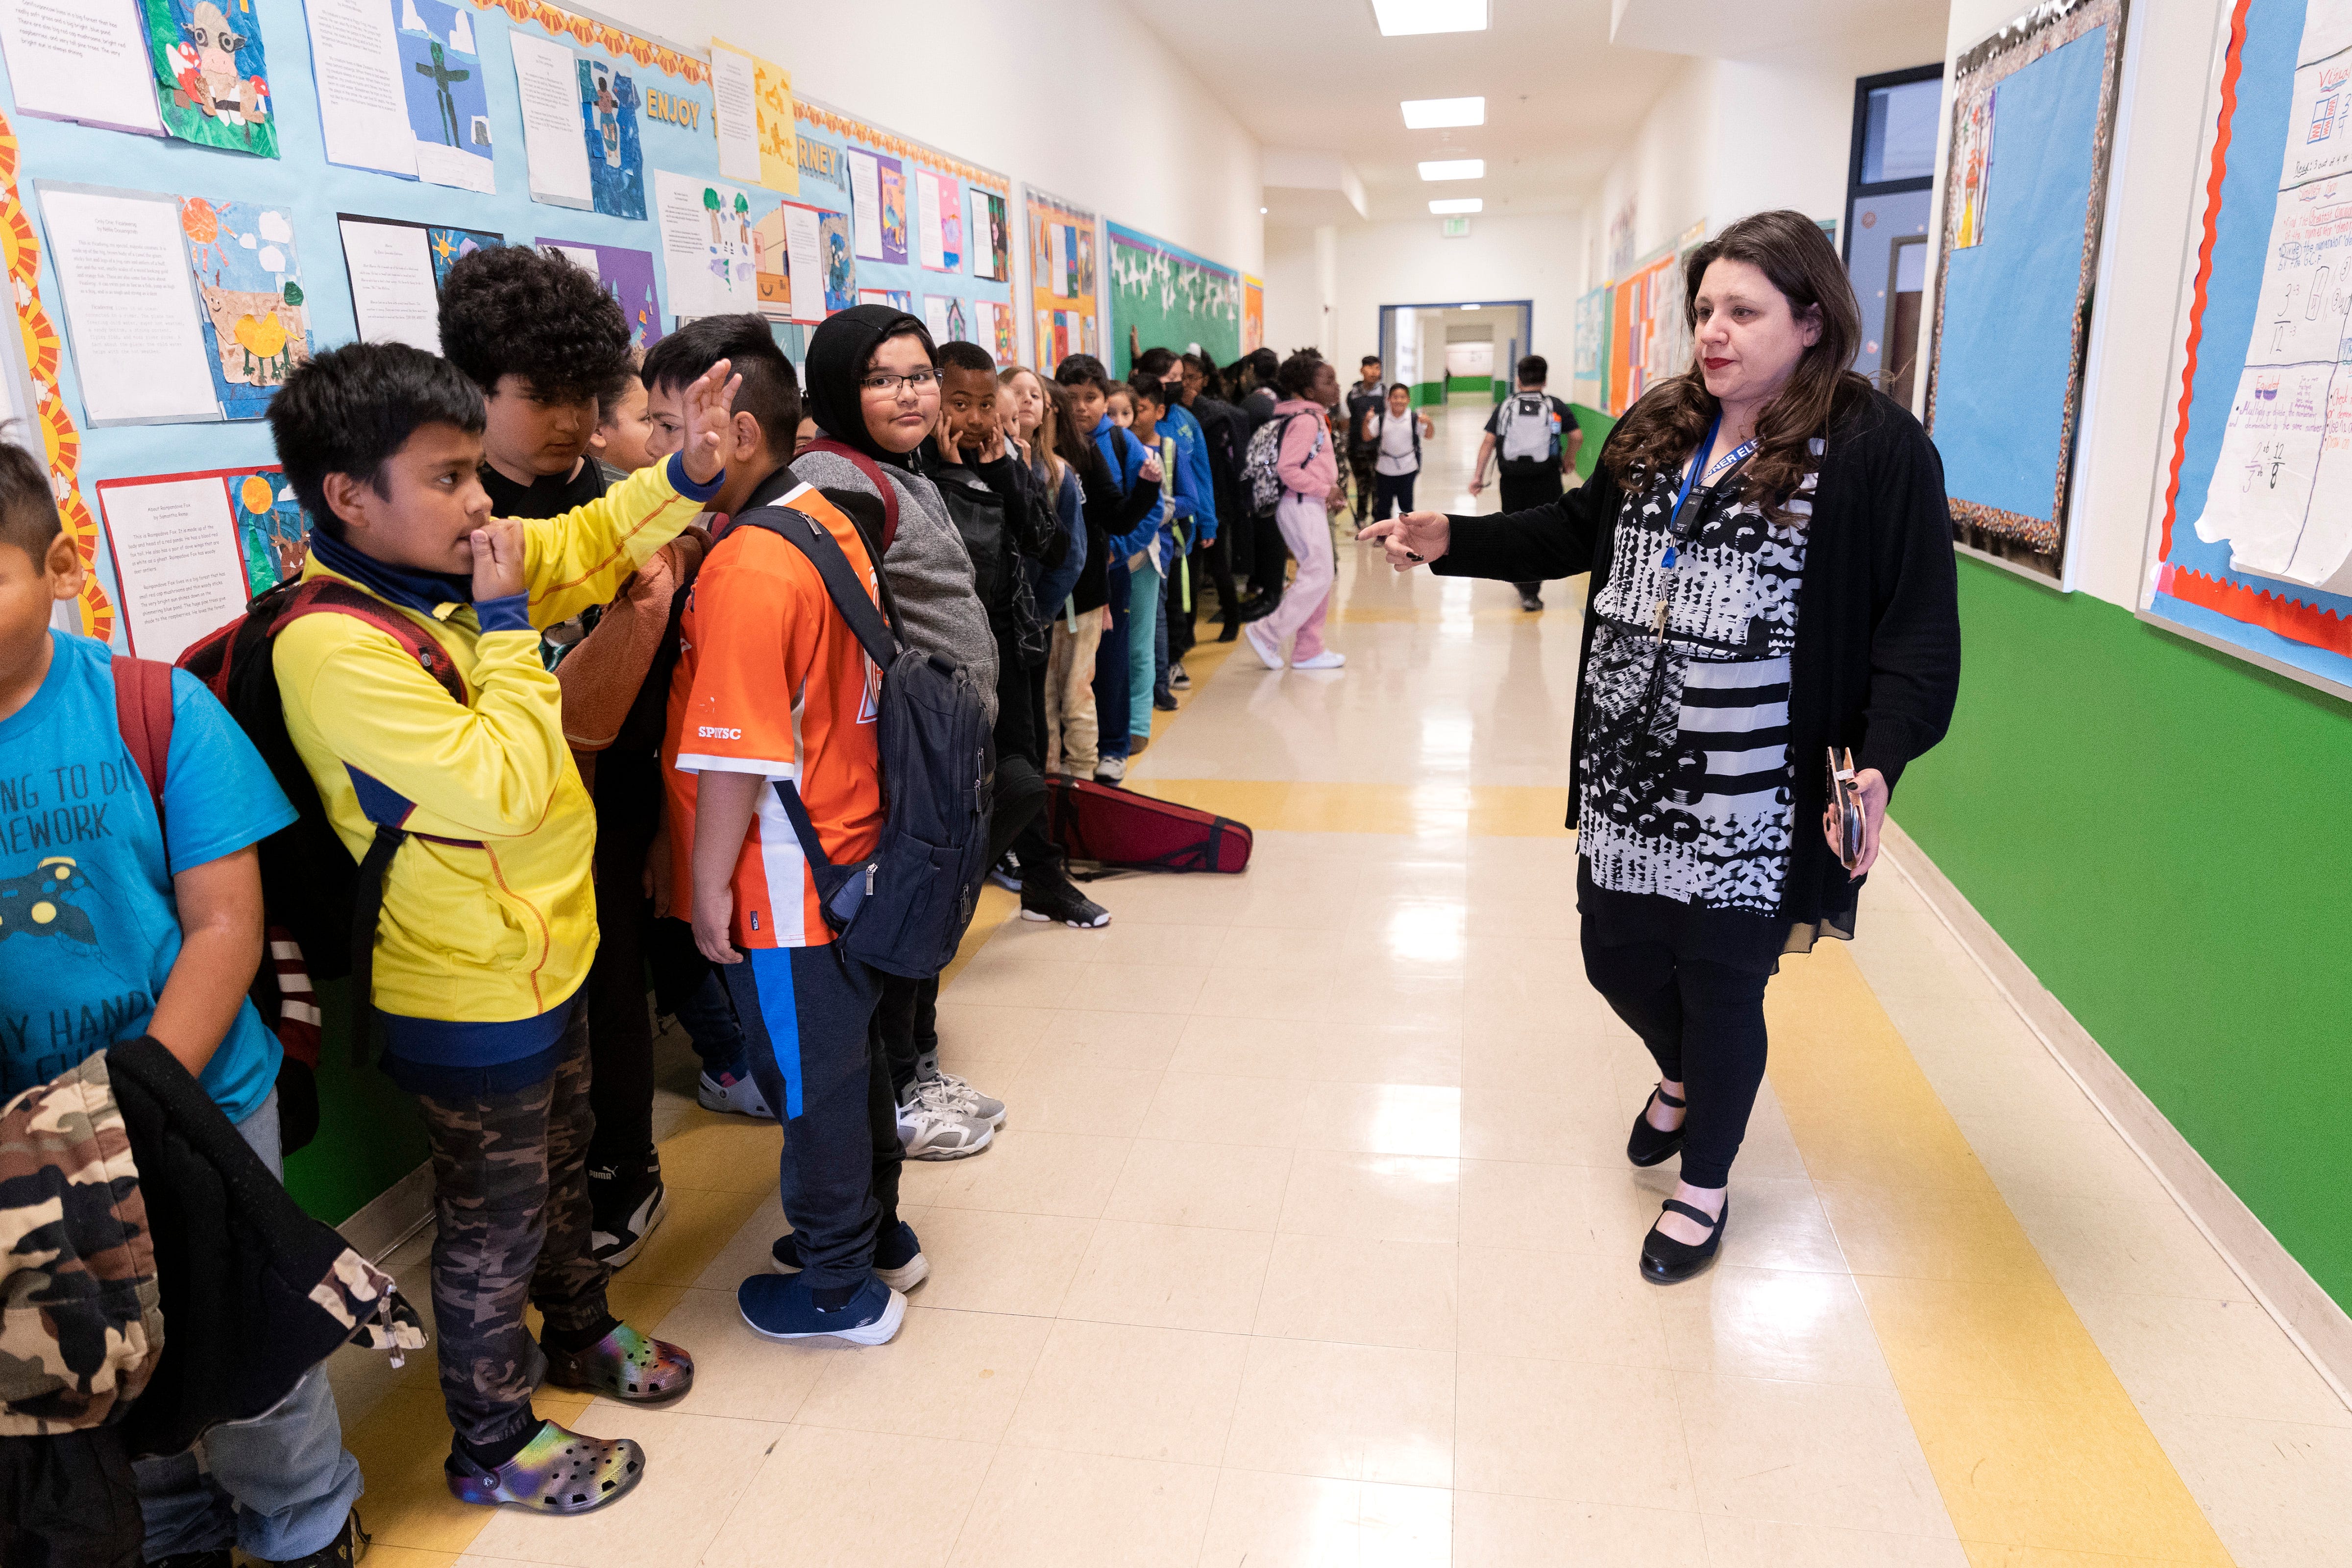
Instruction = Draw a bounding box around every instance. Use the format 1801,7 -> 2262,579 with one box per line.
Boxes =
2149,0 -> 2352,698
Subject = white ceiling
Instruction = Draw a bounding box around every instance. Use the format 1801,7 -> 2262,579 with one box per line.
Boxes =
1124,0 -> 1950,226
1120,0 -> 1686,224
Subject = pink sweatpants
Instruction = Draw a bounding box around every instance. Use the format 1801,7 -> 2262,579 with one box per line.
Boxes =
1262,493 -> 1335,662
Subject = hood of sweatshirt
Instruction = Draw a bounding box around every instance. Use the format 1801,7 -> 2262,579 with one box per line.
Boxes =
804,303 -> 936,472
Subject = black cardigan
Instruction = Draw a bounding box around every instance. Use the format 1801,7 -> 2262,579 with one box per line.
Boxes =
1433,387 -> 1962,932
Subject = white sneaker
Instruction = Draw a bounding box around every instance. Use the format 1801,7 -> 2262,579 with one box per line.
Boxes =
919,1068 -> 1006,1128
896,1089 -> 995,1160
1094,754 -> 1127,784
1292,650 -> 1346,670
1243,621 -> 1284,670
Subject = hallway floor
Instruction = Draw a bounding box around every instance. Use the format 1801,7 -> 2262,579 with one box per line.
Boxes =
324,405 -> 2352,1568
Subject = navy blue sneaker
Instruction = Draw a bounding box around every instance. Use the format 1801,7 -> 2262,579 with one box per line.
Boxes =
770,1220 -> 928,1291
738,1271 -> 905,1345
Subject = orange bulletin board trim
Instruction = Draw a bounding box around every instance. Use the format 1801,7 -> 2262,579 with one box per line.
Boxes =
464,0 -> 711,85
0,109 -> 113,642
793,102 -> 1009,195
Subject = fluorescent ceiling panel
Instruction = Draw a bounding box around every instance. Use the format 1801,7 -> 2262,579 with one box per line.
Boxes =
1428,198 -> 1483,213
1372,0 -> 1489,35
1402,96 -> 1485,128
1418,159 -> 1485,181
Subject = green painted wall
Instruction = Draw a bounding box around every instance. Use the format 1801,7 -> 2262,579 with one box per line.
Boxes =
281,978 -> 427,1225
1892,560 -> 2352,1311
1411,380 -> 1446,409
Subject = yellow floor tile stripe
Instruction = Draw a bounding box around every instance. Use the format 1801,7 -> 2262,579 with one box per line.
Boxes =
1145,777 -> 1574,839
1767,944 -> 2235,1566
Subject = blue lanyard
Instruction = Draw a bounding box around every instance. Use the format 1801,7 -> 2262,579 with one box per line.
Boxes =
1660,414 -> 1755,571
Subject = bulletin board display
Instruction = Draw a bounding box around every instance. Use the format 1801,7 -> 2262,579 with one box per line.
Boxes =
2145,0 -> 2352,700
1105,220 -> 1242,378
0,0 -> 779,645
1606,249 -> 1677,417
1242,275 -> 1264,355
1024,186 -> 1101,372
787,96 -> 1014,364
1925,0 -> 2129,587
1572,284 -> 1610,410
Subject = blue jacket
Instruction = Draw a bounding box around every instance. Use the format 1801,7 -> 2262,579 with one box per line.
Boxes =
1027,460 -> 1087,617
1161,405 -> 1218,544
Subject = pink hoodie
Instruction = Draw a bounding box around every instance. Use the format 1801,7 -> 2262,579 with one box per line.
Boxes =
1273,397 -> 1338,500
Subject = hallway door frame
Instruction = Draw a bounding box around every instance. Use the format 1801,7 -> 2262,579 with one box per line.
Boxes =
1378,300 -> 1535,408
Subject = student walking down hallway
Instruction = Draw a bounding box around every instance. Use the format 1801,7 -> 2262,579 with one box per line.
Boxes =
1242,351 -> 1346,673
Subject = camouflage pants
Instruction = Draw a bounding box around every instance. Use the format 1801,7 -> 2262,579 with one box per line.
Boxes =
415,1004 -> 610,1447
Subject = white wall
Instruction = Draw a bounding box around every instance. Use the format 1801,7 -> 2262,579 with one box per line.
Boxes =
1264,211 -> 1590,374
1593,57 -> 1722,276
592,0 -> 1264,287
1921,0 -> 2224,609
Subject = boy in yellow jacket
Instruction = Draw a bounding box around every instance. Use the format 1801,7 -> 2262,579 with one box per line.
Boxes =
264,340 -> 738,1514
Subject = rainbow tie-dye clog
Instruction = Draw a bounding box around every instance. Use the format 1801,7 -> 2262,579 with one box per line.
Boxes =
541,1322 -> 695,1401
445,1420 -> 644,1514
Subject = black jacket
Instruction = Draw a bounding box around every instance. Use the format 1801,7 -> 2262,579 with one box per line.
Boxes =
1433,387 -> 1961,932
1068,437 -> 1162,615
108,1038 -> 422,1460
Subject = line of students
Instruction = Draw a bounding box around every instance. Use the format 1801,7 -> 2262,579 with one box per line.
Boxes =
0,241 -> 1374,1559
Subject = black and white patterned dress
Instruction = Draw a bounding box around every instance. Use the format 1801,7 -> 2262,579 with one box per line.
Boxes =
1575,441 -> 1821,963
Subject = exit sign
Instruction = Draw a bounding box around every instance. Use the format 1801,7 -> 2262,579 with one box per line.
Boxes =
1440,216 -> 1471,238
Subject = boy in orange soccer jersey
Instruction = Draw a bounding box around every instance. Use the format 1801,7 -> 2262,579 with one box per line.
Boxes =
651,316 -> 916,1344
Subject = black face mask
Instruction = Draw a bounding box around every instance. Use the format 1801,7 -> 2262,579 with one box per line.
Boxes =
803,304 -> 935,470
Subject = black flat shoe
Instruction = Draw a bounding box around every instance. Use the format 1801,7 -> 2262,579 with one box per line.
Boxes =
1627,1085 -> 1686,1167
1641,1197 -> 1728,1285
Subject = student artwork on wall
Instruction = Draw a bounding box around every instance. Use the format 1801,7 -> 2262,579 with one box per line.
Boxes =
655,170 -> 758,317
1106,220 -> 1239,377
968,186 -> 1008,281
395,0 -> 494,193
1607,242 -> 1691,417
179,197 -> 308,419
1027,189 -> 1101,372
142,0 -> 277,158
2145,0 -> 2352,699
790,99 -> 1011,341
1243,275 -> 1263,355
576,55 -> 644,219
538,239 -> 662,351
335,215 -> 498,355
1926,0 -> 2128,587
858,288 -> 912,312
230,466 -> 307,593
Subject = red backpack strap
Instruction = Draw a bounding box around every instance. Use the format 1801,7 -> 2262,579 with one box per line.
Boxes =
111,653 -> 175,834
802,436 -> 901,554
272,578 -> 468,703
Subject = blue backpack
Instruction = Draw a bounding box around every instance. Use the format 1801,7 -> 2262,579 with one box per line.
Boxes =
725,484 -> 993,978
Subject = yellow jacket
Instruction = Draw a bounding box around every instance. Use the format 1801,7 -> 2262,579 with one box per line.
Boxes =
274,460 -> 706,1033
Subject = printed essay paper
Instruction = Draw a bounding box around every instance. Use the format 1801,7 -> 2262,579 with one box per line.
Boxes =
337,216 -> 443,352
96,474 -> 252,663
0,0 -> 163,136
710,41 -> 761,185
510,30 -> 592,209
37,184 -> 220,425
304,0 -> 418,178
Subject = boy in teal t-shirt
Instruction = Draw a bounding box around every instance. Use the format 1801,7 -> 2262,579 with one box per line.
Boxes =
0,445 -> 364,1565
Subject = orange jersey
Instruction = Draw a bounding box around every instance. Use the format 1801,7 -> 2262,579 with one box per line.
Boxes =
664,483 -> 885,948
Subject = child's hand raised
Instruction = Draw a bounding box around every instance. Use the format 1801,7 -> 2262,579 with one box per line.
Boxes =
469,517 -> 526,602
678,357 -> 743,487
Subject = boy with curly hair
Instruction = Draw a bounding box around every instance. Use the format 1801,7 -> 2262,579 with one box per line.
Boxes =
435,245 -> 681,1267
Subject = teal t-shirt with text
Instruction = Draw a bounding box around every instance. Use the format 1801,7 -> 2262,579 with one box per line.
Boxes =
0,631 -> 295,1121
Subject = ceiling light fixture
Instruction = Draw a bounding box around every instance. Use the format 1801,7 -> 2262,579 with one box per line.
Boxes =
1461,303 -> 1484,310
1372,0 -> 1488,36
1401,96 -> 1485,129
1428,198 -> 1482,214
1418,159 -> 1484,181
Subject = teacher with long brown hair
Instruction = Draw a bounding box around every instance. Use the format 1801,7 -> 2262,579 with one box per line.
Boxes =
1364,210 -> 1961,1283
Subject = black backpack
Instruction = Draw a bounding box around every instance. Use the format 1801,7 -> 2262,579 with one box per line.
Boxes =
725,487 -> 994,979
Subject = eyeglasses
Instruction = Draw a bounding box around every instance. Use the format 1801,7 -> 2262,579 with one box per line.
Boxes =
859,369 -> 942,394
185,23 -> 248,50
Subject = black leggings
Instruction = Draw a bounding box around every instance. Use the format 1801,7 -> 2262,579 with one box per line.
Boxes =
1580,929 -> 1772,1189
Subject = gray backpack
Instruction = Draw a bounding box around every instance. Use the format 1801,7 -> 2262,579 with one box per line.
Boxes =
1242,411 -> 1320,512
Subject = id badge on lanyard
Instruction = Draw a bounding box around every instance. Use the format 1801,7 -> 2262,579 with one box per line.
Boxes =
1650,413 -> 1755,641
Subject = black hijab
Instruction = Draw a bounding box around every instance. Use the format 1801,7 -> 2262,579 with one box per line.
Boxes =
804,304 -> 935,471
